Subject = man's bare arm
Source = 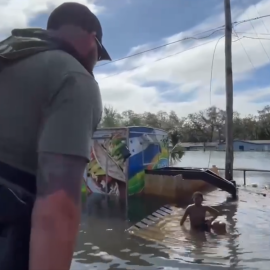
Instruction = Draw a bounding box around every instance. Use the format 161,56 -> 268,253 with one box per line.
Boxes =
29,152 -> 87,270
180,206 -> 190,226
205,206 -> 219,222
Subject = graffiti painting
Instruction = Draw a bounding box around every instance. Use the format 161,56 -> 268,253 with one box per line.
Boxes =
127,127 -> 169,196
83,127 -> 169,198
84,129 -> 128,199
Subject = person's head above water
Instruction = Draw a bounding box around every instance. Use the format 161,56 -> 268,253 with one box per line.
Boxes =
47,2 -> 111,71
192,191 -> 203,206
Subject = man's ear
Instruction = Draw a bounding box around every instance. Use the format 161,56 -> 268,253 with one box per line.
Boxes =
88,31 -> 96,40
48,25 -> 96,57
86,31 -> 97,49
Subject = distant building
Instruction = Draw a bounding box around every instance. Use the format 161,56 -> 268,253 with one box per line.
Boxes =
217,140 -> 270,151
180,142 -> 218,151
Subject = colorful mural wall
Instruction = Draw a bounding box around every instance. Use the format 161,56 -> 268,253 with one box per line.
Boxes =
83,127 -> 169,198
127,127 -> 169,196
83,129 -> 129,199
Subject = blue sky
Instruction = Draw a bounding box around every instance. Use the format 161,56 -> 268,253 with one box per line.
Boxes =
29,0 -> 227,59
2,0 -> 270,116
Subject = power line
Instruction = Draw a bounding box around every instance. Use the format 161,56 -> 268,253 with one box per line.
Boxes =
95,14 -> 270,69
232,29 -> 260,94
233,28 -> 256,69
237,35 -> 270,41
232,32 -> 270,91
158,35 -> 244,106
123,35 -> 247,99
208,34 -> 246,118
99,39 -> 217,80
234,14 -> 270,27
230,32 -> 270,71
255,5 -> 270,33
247,13 -> 270,61
209,36 -> 224,105
158,36 -> 242,100
98,35 -> 270,81
95,27 -> 225,68
207,35 -> 224,169
236,31 -> 270,36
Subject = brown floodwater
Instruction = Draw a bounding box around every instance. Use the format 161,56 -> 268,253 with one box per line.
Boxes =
71,184 -> 270,270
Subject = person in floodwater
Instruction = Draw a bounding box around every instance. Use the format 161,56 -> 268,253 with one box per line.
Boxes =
180,192 -> 226,232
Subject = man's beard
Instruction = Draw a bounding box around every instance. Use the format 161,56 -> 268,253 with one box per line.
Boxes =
84,48 -> 98,72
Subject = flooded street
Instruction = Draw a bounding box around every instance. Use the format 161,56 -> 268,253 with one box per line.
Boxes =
72,152 -> 270,270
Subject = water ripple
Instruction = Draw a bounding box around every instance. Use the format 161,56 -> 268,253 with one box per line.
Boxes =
72,187 -> 270,270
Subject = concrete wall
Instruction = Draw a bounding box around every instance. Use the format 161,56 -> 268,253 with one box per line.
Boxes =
217,140 -> 270,151
144,174 -> 208,200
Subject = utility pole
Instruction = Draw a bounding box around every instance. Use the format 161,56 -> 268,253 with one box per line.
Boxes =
224,0 -> 234,181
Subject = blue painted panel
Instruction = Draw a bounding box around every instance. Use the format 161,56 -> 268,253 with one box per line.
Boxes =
128,144 -> 161,179
127,126 -> 169,195
127,127 -> 169,177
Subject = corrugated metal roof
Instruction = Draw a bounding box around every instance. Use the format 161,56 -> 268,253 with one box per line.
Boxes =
244,140 -> 270,144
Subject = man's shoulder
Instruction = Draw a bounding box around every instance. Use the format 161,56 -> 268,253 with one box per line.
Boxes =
186,204 -> 195,210
32,50 -> 90,77
36,50 -> 98,94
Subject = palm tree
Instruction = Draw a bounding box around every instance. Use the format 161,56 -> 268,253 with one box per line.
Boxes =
168,128 -> 185,165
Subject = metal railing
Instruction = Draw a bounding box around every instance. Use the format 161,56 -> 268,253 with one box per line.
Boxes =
217,168 -> 270,186
183,167 -> 270,186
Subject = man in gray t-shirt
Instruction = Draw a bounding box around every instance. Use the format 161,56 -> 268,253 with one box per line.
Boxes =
0,3 -> 110,270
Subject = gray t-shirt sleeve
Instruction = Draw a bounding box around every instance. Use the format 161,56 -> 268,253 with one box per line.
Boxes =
38,72 -> 102,161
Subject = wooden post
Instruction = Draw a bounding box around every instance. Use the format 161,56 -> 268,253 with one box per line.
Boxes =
224,0 -> 234,181
105,155 -> 109,207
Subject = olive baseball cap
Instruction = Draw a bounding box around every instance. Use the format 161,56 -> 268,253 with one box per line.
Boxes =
47,2 -> 111,61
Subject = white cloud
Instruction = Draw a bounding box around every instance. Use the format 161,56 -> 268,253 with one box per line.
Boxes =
0,0 -> 102,36
97,77 -> 160,113
96,0 -> 270,117
1,0 -> 270,118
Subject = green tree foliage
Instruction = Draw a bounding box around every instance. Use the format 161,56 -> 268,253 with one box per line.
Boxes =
168,128 -> 185,165
100,105 -> 270,142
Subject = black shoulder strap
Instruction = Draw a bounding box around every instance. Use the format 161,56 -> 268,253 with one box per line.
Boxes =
0,161 -> 36,194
